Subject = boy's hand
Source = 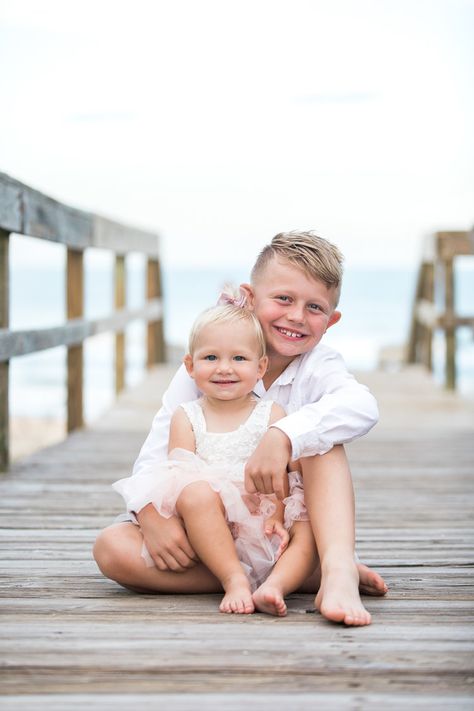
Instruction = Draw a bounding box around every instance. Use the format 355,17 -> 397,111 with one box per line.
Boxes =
137,504 -> 198,572
244,428 -> 291,500
265,518 -> 289,558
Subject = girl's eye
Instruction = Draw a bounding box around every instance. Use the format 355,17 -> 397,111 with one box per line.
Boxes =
204,355 -> 217,361
233,355 -> 246,362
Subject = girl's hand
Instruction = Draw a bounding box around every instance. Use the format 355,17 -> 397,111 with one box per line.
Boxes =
265,519 -> 289,558
137,504 -> 198,572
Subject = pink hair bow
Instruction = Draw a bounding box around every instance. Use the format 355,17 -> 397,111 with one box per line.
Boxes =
217,285 -> 247,308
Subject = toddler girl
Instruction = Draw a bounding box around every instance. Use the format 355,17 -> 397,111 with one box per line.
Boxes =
112,300 -> 317,615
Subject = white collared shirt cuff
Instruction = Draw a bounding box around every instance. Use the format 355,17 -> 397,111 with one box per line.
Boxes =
270,419 -> 332,461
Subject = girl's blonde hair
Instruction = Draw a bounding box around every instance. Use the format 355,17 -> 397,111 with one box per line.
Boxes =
251,230 -> 344,305
188,300 -> 266,358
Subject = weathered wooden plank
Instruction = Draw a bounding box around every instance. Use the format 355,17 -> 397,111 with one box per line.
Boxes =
22,186 -> 92,249
93,215 -> 158,258
1,668 -> 472,695
0,229 -> 9,470
114,255 -> 125,394
0,175 -> 22,232
1,595 -> 472,620
147,258 -> 165,365
2,643 -> 473,674
1,693 -> 472,711
0,172 -> 159,256
3,618 -> 474,642
0,300 -> 162,361
437,230 -> 474,259
67,249 -> 84,431
0,367 -> 473,706
407,229 -> 473,387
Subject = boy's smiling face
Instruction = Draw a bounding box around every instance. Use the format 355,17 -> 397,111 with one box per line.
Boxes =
242,256 -> 341,364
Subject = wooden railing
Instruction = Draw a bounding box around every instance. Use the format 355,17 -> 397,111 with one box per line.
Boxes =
0,171 -> 165,470
407,229 -> 474,389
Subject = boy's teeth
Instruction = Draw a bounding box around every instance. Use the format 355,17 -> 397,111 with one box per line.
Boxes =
279,328 -> 303,338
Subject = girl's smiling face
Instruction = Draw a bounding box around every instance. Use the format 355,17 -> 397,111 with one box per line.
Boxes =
243,257 -> 341,363
184,320 -> 267,401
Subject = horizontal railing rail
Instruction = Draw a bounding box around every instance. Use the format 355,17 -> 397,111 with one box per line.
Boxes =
0,171 -> 165,470
0,171 -> 159,255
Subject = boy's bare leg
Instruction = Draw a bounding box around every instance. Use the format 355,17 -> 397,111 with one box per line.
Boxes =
176,482 -> 254,614
253,521 -> 318,616
301,445 -> 386,626
93,522 -> 222,593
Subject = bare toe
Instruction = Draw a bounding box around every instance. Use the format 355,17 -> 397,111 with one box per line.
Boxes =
316,564 -> 372,626
253,585 -> 287,616
357,563 -> 388,596
220,574 -> 253,615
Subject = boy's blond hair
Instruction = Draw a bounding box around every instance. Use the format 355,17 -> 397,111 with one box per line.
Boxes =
251,231 -> 344,306
188,304 -> 266,358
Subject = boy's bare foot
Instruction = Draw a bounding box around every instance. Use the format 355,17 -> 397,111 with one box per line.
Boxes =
315,561 -> 372,626
357,562 -> 388,596
253,584 -> 287,616
219,573 -> 254,614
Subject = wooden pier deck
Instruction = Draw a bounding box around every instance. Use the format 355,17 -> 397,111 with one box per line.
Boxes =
1,364 -> 473,710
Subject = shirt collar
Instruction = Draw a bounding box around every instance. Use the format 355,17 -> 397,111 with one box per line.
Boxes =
254,355 -> 302,395
275,355 -> 302,385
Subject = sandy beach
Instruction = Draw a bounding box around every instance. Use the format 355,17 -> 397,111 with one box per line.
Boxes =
10,417 -> 66,461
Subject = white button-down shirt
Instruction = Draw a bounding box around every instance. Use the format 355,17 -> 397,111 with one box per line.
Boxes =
132,343 -> 378,479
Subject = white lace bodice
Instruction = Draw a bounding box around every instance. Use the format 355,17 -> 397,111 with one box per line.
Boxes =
180,398 -> 273,480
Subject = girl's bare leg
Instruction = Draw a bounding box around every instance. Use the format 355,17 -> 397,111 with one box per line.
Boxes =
176,481 -> 254,614
93,522 -> 222,593
253,521 -> 318,616
301,445 -> 385,626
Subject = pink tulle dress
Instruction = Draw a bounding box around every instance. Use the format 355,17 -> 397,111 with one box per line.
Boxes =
112,398 -> 308,591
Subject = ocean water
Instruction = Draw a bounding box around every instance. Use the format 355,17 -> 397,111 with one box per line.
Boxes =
8,258 -> 474,422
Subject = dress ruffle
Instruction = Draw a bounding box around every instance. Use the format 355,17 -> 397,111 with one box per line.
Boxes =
283,471 -> 309,530
112,448 -> 282,591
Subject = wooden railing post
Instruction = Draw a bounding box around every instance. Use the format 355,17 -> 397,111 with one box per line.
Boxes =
67,249 -> 84,432
147,258 -> 165,365
408,261 -> 434,368
421,262 -> 434,370
408,230 -> 473,390
443,256 -> 456,390
115,255 -> 125,394
0,229 -> 9,470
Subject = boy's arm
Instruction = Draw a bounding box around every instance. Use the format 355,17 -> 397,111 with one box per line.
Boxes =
245,402 -> 291,501
132,364 -> 199,477
272,349 -> 379,461
259,403 -> 290,555
245,348 -> 378,498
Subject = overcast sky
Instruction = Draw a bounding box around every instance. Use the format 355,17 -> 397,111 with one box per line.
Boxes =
1,0 -> 473,270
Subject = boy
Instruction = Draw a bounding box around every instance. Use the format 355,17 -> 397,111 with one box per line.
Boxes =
94,231 -> 387,625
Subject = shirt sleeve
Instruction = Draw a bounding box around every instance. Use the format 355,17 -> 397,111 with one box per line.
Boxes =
131,364 -> 199,478
271,349 -> 379,460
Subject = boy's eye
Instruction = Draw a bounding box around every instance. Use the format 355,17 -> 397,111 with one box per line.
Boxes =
276,295 -> 290,302
308,303 -> 322,312
233,355 -> 246,362
204,355 -> 217,361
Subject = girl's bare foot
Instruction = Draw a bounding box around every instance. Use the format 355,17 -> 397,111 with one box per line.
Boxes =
315,561 -> 372,626
219,573 -> 254,614
253,584 -> 287,616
